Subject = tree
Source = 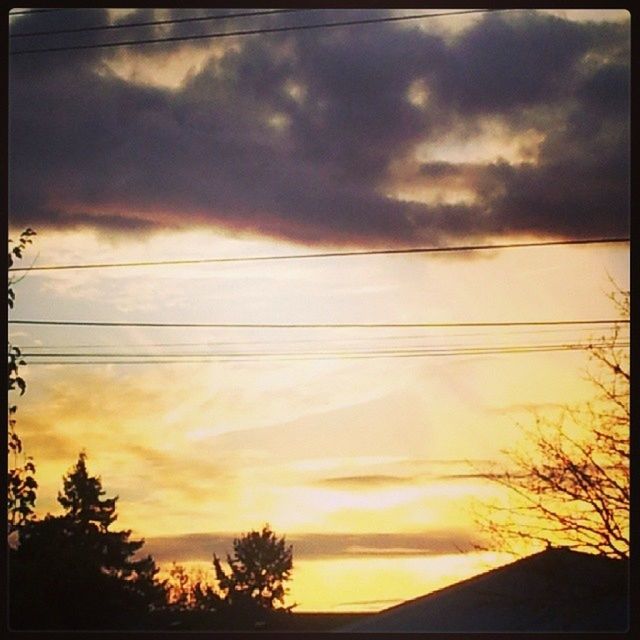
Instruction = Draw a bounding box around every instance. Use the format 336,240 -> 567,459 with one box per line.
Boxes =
477,287 -> 629,559
9,452 -> 167,629
8,227 -> 36,309
165,562 -> 222,615
57,451 -> 117,531
7,228 -> 38,536
7,346 -> 37,535
213,524 -> 294,615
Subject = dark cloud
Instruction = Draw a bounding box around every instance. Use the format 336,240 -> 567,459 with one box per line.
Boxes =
8,10 -> 629,245
578,63 -> 630,112
432,12 -> 592,115
141,530 -> 480,563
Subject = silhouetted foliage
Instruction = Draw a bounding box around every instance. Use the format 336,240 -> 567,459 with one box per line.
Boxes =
9,452 -> 166,630
6,446 -> 37,537
158,526 -> 295,631
478,286 -> 629,559
7,229 -> 38,535
8,227 -> 36,308
166,562 -> 222,613
213,524 -> 294,625
57,451 -> 117,531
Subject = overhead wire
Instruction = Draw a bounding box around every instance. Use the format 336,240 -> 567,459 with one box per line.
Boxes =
21,340 -> 629,359
23,342 -> 629,366
13,324 -> 628,351
9,8 -> 62,16
9,318 -> 629,329
10,8 -> 303,37
7,237 -> 630,273
10,9 -> 494,55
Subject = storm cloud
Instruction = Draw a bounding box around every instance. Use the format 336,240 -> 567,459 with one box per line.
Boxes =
9,9 -> 629,246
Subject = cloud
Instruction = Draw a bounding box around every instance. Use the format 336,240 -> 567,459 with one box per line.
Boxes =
15,365 -> 239,529
337,598 -> 400,608
315,475 -> 416,488
485,401 -> 566,416
431,11 -> 593,115
433,473 -> 493,481
9,10 -> 629,245
141,530 -> 480,563
312,469 -> 503,488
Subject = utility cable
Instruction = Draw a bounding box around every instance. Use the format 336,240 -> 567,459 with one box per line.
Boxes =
10,8 -> 62,16
10,9 -> 492,55
14,324 -> 628,351
7,237 -> 629,273
24,343 -> 628,366
10,9 -> 302,38
8,319 -> 629,330
21,340 -> 628,359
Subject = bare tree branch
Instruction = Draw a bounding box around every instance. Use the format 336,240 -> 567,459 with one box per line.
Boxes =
475,288 -> 629,559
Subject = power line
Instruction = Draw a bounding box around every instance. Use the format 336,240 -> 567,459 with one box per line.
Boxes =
15,325 -> 627,350
21,340 -> 627,359
9,319 -> 629,330
10,9 -> 493,55
9,8 -> 172,17
23,343 -> 628,366
9,8 -> 62,16
7,237 -> 630,273
10,9 -> 302,38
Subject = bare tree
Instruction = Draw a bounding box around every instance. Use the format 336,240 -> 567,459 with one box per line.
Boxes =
477,287 -> 629,559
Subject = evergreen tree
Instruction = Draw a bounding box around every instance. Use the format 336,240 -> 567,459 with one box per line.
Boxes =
9,452 -> 166,630
57,451 -> 116,531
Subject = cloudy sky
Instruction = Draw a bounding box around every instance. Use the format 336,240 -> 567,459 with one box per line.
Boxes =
8,8 -> 629,612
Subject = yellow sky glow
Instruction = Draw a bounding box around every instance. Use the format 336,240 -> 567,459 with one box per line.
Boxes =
8,225 -> 628,610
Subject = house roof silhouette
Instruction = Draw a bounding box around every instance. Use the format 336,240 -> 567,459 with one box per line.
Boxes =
338,547 -> 628,632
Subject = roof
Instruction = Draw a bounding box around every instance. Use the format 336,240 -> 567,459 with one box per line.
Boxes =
338,547 -> 629,633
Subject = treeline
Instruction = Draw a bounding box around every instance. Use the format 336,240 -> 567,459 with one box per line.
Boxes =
8,231 -> 294,630
9,452 -> 294,631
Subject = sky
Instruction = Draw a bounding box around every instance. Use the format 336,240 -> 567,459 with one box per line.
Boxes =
8,8 -> 630,612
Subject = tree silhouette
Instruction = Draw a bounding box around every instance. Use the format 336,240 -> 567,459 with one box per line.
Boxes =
477,287 -> 629,559
7,228 -> 38,536
213,524 -> 294,618
165,562 -> 222,615
57,451 -> 117,531
8,227 -> 36,309
9,452 -> 166,630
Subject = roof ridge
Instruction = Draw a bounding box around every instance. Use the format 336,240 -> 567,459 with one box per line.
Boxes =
376,546 -> 616,615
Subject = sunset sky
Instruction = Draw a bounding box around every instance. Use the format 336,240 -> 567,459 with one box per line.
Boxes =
8,8 -> 629,612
